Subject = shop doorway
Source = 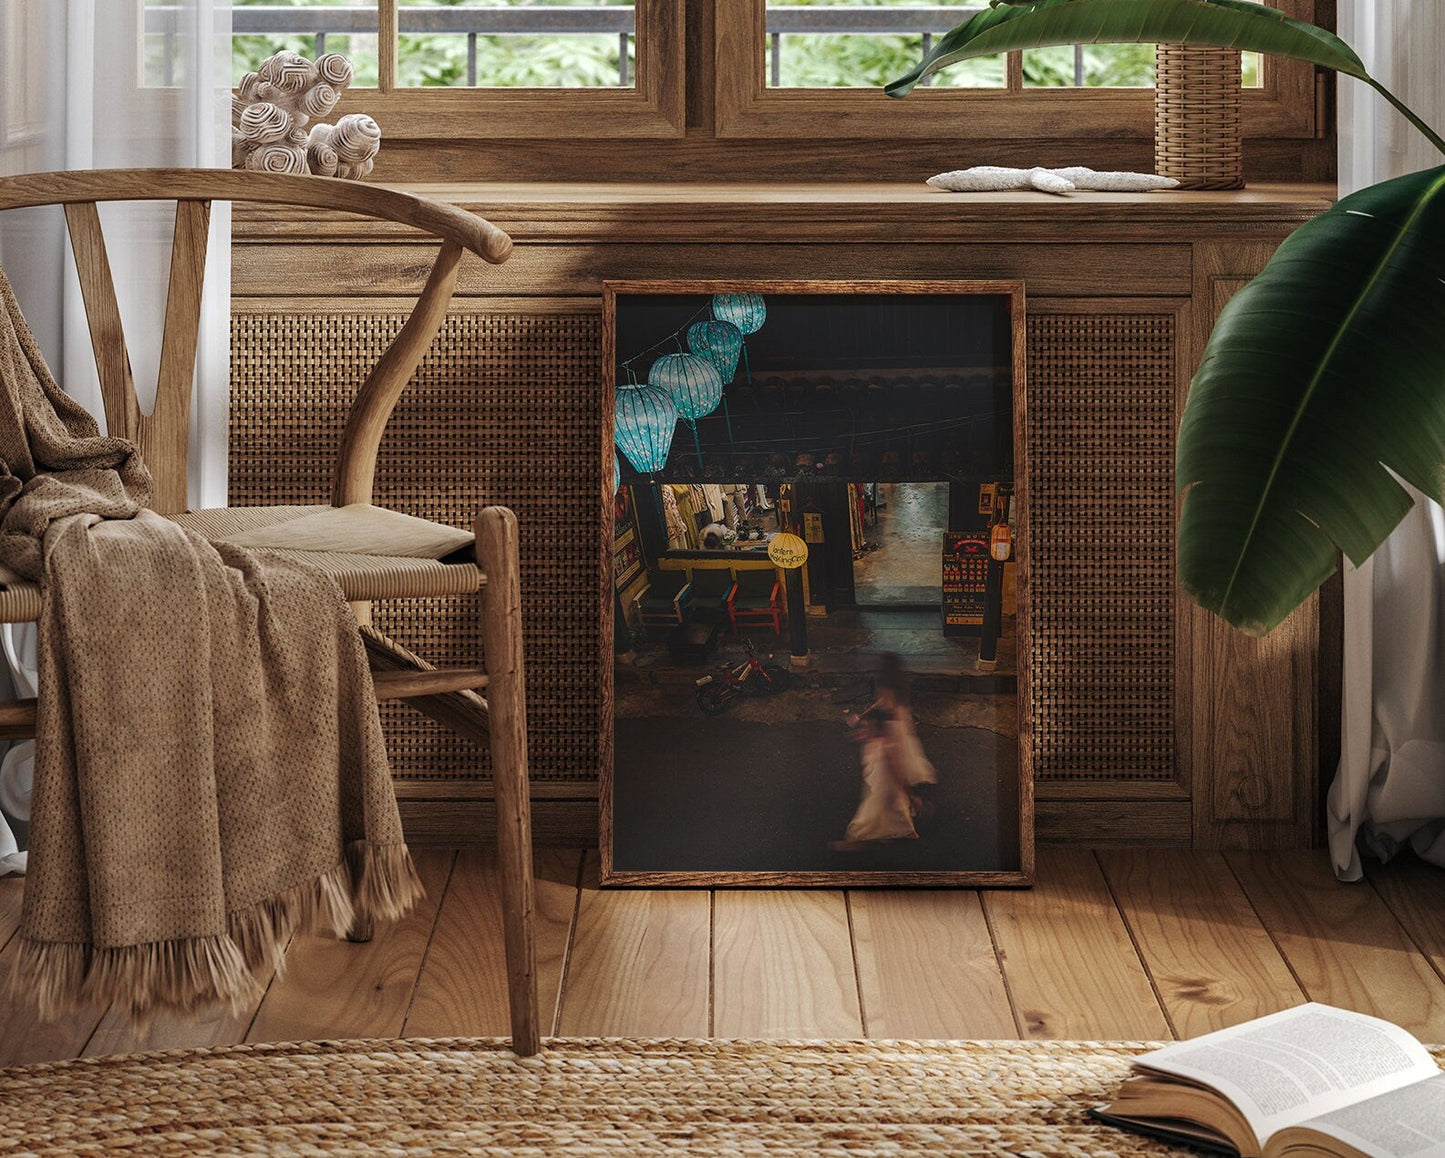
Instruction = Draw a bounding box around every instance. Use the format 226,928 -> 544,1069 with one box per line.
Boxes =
853,482 -> 948,608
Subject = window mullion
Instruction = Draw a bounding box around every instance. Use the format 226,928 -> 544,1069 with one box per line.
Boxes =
378,0 -> 397,93
1006,50 -> 1023,93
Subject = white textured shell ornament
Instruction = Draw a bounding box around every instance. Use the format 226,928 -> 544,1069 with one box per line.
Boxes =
232,51 -> 380,179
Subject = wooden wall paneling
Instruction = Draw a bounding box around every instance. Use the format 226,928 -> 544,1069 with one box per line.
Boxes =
399,800 -> 599,847
712,890 -> 862,1038
1097,849 -> 1305,1037
1185,241 -> 1319,849
849,890 -> 1017,1040
1035,800 -> 1191,846
403,849 -> 581,1038
1226,850 -> 1445,1041
235,185 -> 1331,246
231,242 -> 1195,301
230,190 -> 1332,849
982,848 -> 1172,1040
559,854 -> 710,1037
245,848 -> 454,1043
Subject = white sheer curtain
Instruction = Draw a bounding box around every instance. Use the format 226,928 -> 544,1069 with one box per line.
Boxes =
1329,1 -> 1445,879
0,0 -> 232,871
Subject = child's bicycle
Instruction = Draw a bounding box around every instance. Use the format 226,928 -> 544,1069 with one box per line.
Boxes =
695,636 -> 791,715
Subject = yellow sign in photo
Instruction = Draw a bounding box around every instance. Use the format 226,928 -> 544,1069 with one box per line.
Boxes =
768,532 -> 809,570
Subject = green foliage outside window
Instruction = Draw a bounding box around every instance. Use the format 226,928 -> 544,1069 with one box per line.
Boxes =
152,0 -> 1253,90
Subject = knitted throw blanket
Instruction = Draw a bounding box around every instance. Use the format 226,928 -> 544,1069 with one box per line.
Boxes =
0,267 -> 422,1020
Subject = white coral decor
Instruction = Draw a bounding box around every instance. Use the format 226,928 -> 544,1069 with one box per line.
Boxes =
232,51 -> 381,179
927,166 -> 1180,194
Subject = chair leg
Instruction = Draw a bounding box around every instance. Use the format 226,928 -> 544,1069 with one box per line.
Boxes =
476,506 -> 540,1057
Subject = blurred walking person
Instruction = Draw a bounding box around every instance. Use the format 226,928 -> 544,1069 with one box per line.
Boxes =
831,652 -> 938,851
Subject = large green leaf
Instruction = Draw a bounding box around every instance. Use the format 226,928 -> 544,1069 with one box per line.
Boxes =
885,0 -> 1366,97
1176,166 -> 1445,634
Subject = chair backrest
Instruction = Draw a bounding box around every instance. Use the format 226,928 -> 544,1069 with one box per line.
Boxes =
735,567 -> 777,596
647,569 -> 689,597
0,169 -> 512,514
690,569 -> 735,597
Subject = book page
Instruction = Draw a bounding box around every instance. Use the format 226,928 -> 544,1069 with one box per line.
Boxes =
1137,1005 -> 1440,1143
1295,1073 -> 1445,1158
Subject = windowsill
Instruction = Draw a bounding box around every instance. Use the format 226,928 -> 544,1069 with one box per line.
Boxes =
232,181 -> 1337,246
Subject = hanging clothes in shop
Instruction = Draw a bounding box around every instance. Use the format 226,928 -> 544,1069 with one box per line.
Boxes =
849,483 -> 867,556
661,485 -> 688,548
702,484 -> 727,523
722,484 -> 751,530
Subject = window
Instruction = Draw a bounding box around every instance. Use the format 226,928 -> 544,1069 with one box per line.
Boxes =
146,0 -> 1322,156
716,1 -> 1313,141
148,0 -> 684,138
760,3 -> 1265,92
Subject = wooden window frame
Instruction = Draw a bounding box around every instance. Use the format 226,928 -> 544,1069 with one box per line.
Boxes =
713,0 -> 1320,142
313,0 -> 686,140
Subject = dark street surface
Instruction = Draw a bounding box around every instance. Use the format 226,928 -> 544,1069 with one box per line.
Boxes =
612,703 -> 1019,874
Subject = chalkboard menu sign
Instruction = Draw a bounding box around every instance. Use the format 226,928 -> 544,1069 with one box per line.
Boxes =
942,533 -> 989,634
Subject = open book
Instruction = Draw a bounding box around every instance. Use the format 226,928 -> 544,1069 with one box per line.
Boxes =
1092,1004 -> 1445,1158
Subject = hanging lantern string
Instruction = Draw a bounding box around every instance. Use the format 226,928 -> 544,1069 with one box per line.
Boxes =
656,408 -> 1006,449
618,302 -> 715,371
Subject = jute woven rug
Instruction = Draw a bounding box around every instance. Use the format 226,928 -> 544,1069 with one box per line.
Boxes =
0,1036 -> 1231,1155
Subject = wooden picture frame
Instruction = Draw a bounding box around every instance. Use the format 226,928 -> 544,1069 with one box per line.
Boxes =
601,280 -> 1033,887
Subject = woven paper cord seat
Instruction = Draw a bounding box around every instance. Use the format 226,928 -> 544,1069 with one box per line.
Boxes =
0,505 -> 483,623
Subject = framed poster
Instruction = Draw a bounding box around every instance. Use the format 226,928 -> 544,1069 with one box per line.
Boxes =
601,280 -> 1031,886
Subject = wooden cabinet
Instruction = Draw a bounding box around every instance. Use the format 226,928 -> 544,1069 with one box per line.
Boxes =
231,182 -> 1335,848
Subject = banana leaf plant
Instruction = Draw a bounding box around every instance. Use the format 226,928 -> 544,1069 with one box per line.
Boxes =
888,0 -> 1445,636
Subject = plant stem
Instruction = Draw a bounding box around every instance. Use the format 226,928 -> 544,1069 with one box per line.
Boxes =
1366,77 -> 1445,158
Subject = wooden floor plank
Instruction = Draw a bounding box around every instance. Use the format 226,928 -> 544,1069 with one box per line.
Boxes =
6,849 -> 1436,1062
245,848 -> 454,1044
1365,856 -> 1445,985
0,875 -> 22,951
1226,850 -> 1445,1041
983,847 -> 1171,1040
850,889 -> 1016,1040
0,934 -> 107,1067
558,854 -> 710,1038
404,848 -> 581,1039
83,937 -> 291,1058
1098,849 -> 1305,1038
713,890 -> 861,1038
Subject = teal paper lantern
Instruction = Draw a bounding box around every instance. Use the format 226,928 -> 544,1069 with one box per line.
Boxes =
686,320 -> 743,383
649,353 -> 723,423
614,382 -> 678,475
711,293 -> 766,335
650,353 -> 723,468
612,451 -> 620,494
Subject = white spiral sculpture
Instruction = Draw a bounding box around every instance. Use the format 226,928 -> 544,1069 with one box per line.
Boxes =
232,51 -> 381,178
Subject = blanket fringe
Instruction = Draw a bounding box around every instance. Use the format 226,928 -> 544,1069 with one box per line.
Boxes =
226,857 -> 358,977
11,843 -> 424,1022
347,840 -> 426,926
10,932 -> 258,1023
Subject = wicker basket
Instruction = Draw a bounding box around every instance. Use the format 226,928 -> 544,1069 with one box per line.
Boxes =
1154,44 -> 1244,190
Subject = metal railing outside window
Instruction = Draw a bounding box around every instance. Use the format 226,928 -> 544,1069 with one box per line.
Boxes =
145,4 -> 1252,91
